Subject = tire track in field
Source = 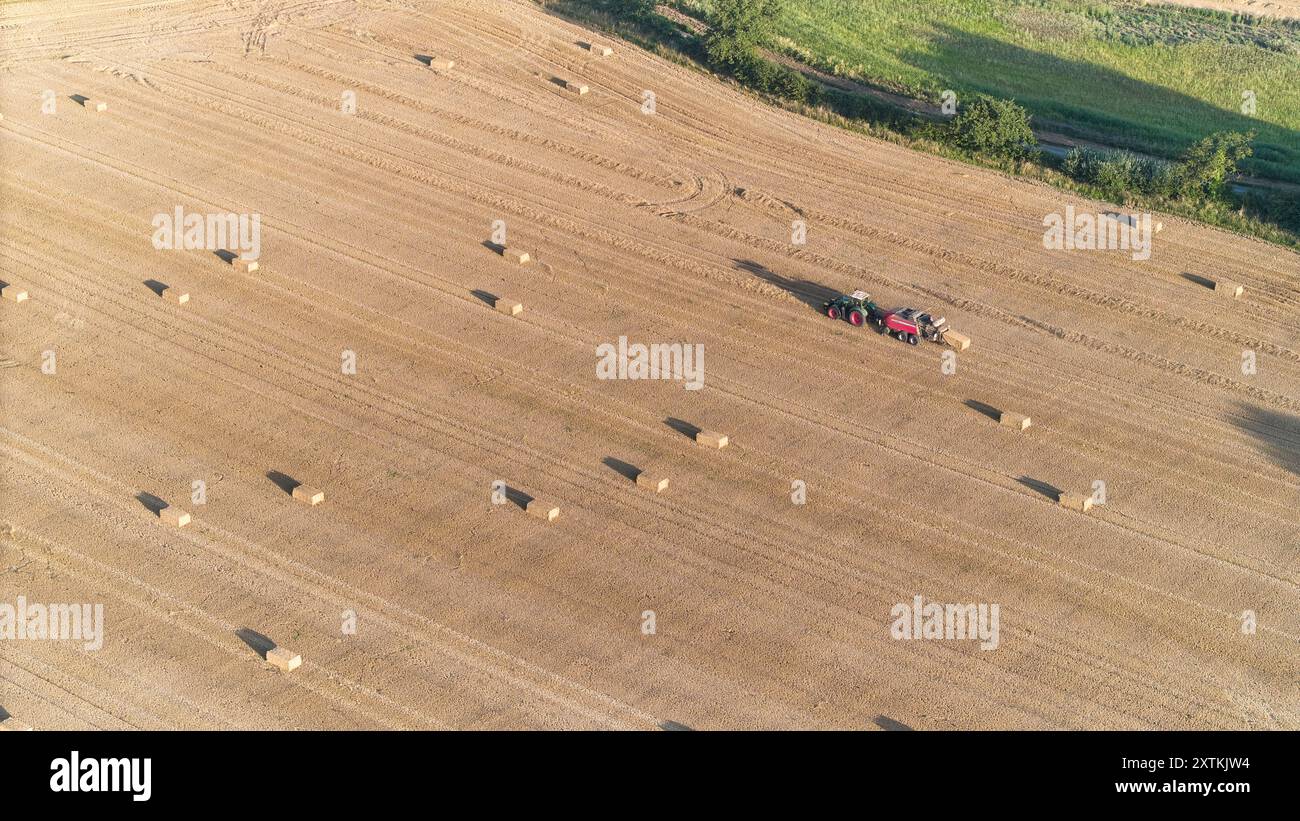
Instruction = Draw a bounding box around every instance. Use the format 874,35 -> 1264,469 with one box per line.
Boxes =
200,61 -> 660,207
246,52 -> 686,191
761,194 -> 1300,358
0,671 -> 109,730
1,654 -> 138,729
2,454 -> 438,729
2,436 -> 642,729
665,208 -> 1300,413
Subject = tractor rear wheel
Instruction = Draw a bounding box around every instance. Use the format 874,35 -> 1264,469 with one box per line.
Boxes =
848,310 -> 865,327
827,306 -> 840,320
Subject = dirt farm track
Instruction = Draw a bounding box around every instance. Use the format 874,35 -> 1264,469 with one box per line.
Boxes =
0,0 -> 1296,730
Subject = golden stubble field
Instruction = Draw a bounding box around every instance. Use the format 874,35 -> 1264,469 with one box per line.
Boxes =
0,0 -> 1296,729
1162,0 -> 1300,20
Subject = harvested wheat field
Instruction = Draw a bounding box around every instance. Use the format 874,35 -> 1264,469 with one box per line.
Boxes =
0,0 -> 1296,730
1161,0 -> 1300,19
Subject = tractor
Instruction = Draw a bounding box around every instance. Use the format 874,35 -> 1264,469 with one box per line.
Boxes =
823,290 -> 880,328
824,290 -> 951,346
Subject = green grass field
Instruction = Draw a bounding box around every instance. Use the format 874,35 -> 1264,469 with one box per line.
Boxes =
677,0 -> 1300,183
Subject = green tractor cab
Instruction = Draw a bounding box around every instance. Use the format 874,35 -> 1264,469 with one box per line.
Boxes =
823,290 -> 881,328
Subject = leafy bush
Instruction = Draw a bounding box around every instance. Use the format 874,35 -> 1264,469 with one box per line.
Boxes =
1062,146 -> 1101,180
705,0 -> 786,62
1171,131 -> 1255,201
1063,146 -> 1178,200
596,0 -> 656,19
1064,131 -> 1256,203
697,0 -> 815,103
764,61 -> 818,101
727,51 -> 817,101
947,95 -> 1034,159
1093,150 -> 1143,193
